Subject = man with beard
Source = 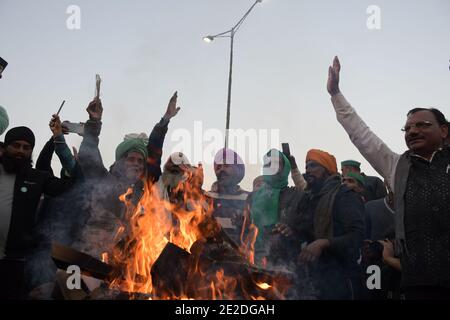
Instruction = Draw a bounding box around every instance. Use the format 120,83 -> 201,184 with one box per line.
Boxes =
72,93 -> 180,259
327,56 -> 450,299
207,148 -> 249,245
0,126 -> 74,299
297,149 -> 364,299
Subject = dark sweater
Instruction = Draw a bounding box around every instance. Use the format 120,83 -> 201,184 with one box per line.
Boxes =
401,148 -> 450,288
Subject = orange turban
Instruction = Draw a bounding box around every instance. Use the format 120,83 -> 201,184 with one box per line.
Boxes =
305,149 -> 338,174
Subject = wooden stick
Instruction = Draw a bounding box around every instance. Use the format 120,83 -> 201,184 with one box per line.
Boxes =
95,74 -> 101,99
56,100 -> 65,116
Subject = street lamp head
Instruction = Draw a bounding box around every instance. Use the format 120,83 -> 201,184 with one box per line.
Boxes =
203,36 -> 214,43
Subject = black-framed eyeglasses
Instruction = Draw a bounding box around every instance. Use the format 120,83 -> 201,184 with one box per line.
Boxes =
401,121 -> 434,132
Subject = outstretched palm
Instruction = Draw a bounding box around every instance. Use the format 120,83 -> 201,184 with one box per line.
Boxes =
327,56 -> 341,96
164,91 -> 181,120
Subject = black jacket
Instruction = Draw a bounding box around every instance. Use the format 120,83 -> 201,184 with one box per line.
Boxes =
298,177 -> 365,298
35,137 -> 54,176
2,164 -> 74,257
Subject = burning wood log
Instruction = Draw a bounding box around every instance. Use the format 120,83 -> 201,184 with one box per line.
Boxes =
52,269 -> 89,300
149,238 -> 293,300
51,242 -> 115,281
150,242 -> 191,298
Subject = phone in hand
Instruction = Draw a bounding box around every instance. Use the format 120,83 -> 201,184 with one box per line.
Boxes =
0,57 -> 8,79
62,121 -> 85,136
282,143 -> 291,157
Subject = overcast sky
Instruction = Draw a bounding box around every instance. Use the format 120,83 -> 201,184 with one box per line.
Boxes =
1,0 -> 449,190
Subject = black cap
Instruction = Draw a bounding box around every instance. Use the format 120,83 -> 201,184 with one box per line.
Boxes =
4,126 -> 35,148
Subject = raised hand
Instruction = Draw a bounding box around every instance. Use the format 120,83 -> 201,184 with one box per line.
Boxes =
286,155 -> 298,170
327,56 -> 341,96
49,114 -> 63,137
86,98 -> 103,121
163,91 -> 181,120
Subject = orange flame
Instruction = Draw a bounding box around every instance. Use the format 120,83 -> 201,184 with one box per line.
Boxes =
107,166 -> 284,299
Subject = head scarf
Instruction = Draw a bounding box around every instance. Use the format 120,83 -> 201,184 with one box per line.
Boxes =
345,172 -> 365,186
115,133 -> 148,161
0,106 -> 9,135
251,149 -> 291,236
341,159 -> 361,170
305,149 -> 337,174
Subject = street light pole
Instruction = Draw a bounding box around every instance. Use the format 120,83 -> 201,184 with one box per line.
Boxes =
203,0 -> 262,148
225,29 -> 234,148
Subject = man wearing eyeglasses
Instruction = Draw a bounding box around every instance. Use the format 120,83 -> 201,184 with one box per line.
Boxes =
327,56 -> 450,300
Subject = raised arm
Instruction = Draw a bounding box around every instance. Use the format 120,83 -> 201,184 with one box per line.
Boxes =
146,91 -> 180,181
327,56 -> 400,189
49,114 -> 77,177
78,98 -> 108,178
35,137 -> 55,175
286,155 -> 307,191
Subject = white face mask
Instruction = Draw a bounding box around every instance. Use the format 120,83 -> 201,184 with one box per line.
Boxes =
262,152 -> 281,176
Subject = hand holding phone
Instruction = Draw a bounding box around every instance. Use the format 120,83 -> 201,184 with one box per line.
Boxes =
282,143 -> 291,156
0,57 -> 8,79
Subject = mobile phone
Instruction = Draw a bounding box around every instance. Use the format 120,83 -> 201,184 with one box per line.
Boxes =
62,121 -> 85,136
282,143 -> 290,156
0,57 -> 8,79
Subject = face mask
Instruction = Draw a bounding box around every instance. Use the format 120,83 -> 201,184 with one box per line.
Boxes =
262,153 -> 281,176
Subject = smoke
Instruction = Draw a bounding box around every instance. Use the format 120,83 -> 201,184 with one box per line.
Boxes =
24,178 -> 92,294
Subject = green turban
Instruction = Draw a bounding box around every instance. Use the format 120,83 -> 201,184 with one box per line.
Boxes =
115,133 -> 148,161
341,159 -> 361,169
0,105 -> 9,135
346,172 -> 365,186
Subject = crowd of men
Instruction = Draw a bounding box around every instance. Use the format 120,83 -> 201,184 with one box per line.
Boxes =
0,55 -> 449,300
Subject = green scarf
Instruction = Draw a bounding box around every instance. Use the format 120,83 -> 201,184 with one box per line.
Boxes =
251,150 -> 291,237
